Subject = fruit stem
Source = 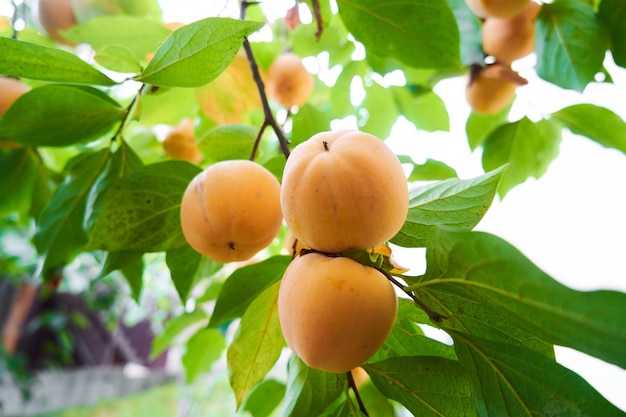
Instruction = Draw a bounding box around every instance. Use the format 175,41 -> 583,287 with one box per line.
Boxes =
346,370 -> 370,417
378,268 -> 446,324
240,1 -> 291,159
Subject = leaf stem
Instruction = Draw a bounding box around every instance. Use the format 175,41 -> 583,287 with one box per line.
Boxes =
377,268 -> 446,324
111,83 -> 147,143
346,370 -> 369,417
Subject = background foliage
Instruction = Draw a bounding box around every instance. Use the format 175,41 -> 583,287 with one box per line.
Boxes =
1,0 -> 626,415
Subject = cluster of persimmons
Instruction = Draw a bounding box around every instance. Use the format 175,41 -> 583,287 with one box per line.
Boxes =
465,0 -> 541,114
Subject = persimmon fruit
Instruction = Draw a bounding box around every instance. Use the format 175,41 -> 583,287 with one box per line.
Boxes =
38,0 -> 77,45
465,0 -> 530,18
180,160 -> 282,263
277,253 -> 397,373
466,64 -> 528,115
162,118 -> 203,164
281,130 -> 408,253
266,52 -> 314,108
482,1 -> 541,64
0,77 -> 30,118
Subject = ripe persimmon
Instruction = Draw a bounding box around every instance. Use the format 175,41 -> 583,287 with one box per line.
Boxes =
281,130 -> 408,253
180,160 -> 282,263
466,64 -> 528,114
162,118 -> 203,164
482,1 -> 541,64
278,253 -> 397,373
465,0 -> 530,18
0,77 -> 30,118
266,52 -> 314,108
38,0 -> 77,45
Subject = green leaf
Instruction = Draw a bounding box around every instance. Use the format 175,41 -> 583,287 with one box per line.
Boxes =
535,1 -> 610,92
0,38 -> 116,85
209,255 -> 291,328
138,18 -> 264,87
391,166 -> 504,248
99,250 -> 143,278
381,299 -> 456,360
63,15 -> 172,59
197,124 -> 256,164
94,45 -> 143,74
446,0 -> 483,66
166,244 -> 221,304
242,379 -> 286,417
392,88 -> 449,132
0,148 -> 40,218
86,161 -> 201,253
119,253 -> 145,301
465,104 -> 511,151
151,309 -> 208,360
0,85 -> 123,147
183,327 -> 226,383
415,229 -> 626,369
283,355 -> 347,417
364,356 -> 476,417
227,281 -> 284,407
454,334 -> 626,417
598,0 -> 626,67
35,149 -> 111,275
290,104 -> 333,148
330,61 -> 367,118
336,0 -> 461,69
400,157 -> 458,182
482,117 -> 562,197
358,82 -> 398,139
139,87 -> 199,126
85,140 -> 144,233
552,103 -> 626,154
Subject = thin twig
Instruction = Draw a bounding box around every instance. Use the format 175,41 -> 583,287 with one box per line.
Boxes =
111,83 -> 147,143
378,268 -> 446,324
249,120 -> 269,161
346,370 -> 369,417
311,0 -> 324,40
240,0 -> 291,159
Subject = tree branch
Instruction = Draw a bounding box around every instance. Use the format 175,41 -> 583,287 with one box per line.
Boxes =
346,370 -> 369,417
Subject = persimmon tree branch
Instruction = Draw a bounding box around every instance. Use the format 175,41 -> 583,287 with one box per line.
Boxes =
240,1 -> 291,160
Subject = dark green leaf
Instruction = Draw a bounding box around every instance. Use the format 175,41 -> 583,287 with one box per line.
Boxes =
392,88 -> 449,132
35,149 -> 111,275
454,334 -> 625,417
227,281 -> 284,407
416,229 -> 626,369
119,254 -> 145,301
166,244 -> 221,304
138,18 -> 264,87
151,310 -> 208,359
553,103 -> 626,154
63,15 -> 171,59
197,124 -> 256,164
598,0 -> 626,67
364,356 -> 476,417
242,379 -> 286,417
337,0 -> 461,69
209,255 -> 291,328
0,38 -> 116,85
0,85 -> 123,147
400,157 -> 458,182
536,1 -> 610,92
86,161 -> 201,253
358,82 -> 398,139
99,250 -> 143,278
183,327 -> 225,383
0,148 -> 40,218
283,355 -> 347,417
391,166 -> 504,248
482,117 -> 562,197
